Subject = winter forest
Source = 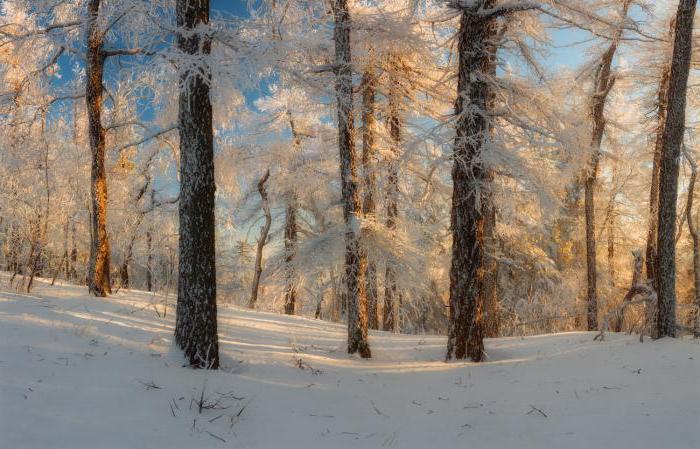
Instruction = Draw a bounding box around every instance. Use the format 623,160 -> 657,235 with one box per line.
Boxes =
0,0 -> 698,448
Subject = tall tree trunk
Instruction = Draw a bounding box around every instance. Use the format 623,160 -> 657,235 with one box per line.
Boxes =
481,20 -> 502,339
284,111 -> 301,315
174,0 -> 219,369
333,0 -> 371,358
69,219 -> 78,281
248,170 -> 271,309
646,66 -> 671,288
383,54 -> 401,333
86,0 -> 111,297
27,112 -> 52,293
361,60 -> 379,331
482,198 -> 499,338
445,4 -> 495,362
583,0 -> 628,331
607,216 -> 616,288
146,229 -> 153,291
51,219 -> 70,286
283,195 -> 298,314
120,221 -> 142,290
656,0 -> 696,339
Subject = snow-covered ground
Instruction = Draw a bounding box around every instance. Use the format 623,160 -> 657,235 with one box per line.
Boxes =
0,274 -> 698,449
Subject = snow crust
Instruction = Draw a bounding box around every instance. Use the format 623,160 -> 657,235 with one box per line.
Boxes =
1,274 -> 698,448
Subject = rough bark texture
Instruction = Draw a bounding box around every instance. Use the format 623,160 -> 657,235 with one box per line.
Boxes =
613,250 -> 644,332
361,62 -> 379,331
284,112 -> 301,315
646,66 -> 671,288
445,4 -> 494,362
146,228 -> 153,291
384,56 -> 401,333
683,149 -> 700,332
481,24 -> 500,339
333,0 -> 371,358
248,170 -> 271,309
174,0 -> 219,369
86,0 -> 111,297
283,196 -> 298,315
69,219 -> 78,281
656,0 -> 696,339
583,1 -> 628,331
482,197 -> 499,338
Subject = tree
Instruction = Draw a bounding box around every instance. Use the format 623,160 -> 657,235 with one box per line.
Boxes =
445,1 -> 497,362
249,170 -> 271,309
360,55 -> 380,330
383,53 -> 402,333
656,0 -> 696,339
583,0 -> 630,331
332,0 -> 371,358
174,0 -> 220,369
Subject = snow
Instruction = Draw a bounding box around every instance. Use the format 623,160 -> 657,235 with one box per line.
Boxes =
1,274 -> 698,449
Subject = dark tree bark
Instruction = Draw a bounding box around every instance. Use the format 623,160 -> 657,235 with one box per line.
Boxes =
85,0 -> 112,297
383,55 -> 401,333
583,1 -> 629,331
69,219 -> 78,281
333,0 -> 371,358
174,0 -> 219,369
27,113 -> 51,294
248,170 -> 271,309
646,66 -> 671,288
445,3 -> 495,362
481,21 -> 502,339
683,148 -> 700,332
284,111 -> 301,315
607,216 -> 616,288
613,250 -> 645,332
283,196 -> 298,315
656,0 -> 696,339
146,230 -> 153,291
482,198 -> 499,338
119,217 -> 143,290
361,60 -> 379,330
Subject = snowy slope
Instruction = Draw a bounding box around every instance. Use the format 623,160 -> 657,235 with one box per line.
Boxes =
0,274 -> 698,449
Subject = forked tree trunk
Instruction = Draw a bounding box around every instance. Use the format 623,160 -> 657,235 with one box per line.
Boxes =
384,55 -> 401,333
86,0 -> 111,297
174,0 -> 219,369
584,1 -> 629,331
656,0 -> 696,339
445,4 -> 495,362
333,0 -> 371,358
248,170 -> 271,309
361,60 -> 379,330
613,249 -> 645,332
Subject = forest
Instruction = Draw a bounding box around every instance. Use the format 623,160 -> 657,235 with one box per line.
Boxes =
0,1 -> 698,448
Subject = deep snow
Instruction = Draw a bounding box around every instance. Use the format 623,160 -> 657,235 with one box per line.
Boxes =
1,274 -> 698,449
